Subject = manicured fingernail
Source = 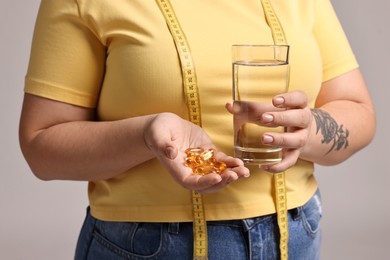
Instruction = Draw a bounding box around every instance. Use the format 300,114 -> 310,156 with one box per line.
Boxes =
262,135 -> 274,144
233,103 -> 241,113
274,97 -> 285,106
262,114 -> 274,123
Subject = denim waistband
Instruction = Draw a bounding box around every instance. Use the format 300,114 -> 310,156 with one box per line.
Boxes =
165,208 -> 301,234
167,189 -> 320,233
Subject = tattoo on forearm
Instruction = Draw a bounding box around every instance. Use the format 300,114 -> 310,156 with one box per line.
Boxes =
311,109 -> 349,154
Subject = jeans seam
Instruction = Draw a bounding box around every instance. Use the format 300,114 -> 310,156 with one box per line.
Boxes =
91,224 -> 166,260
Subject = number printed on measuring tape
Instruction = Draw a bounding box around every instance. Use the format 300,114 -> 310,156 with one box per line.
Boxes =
275,172 -> 289,260
192,191 -> 208,258
261,0 -> 287,45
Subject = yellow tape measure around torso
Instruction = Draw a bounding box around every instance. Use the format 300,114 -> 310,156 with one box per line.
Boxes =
155,0 -> 202,127
155,0 -> 207,259
261,0 -> 289,259
156,0 -> 289,259
274,171 -> 289,260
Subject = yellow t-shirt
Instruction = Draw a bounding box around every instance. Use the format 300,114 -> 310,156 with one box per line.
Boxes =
25,0 -> 358,222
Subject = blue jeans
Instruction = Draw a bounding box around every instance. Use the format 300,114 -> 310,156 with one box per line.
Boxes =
75,190 -> 322,260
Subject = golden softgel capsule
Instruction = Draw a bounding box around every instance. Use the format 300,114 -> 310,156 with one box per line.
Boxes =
184,148 -> 227,176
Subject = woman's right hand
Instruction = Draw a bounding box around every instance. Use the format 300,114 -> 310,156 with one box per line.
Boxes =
143,112 -> 250,194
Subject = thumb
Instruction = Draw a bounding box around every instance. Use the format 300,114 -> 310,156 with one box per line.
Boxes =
225,101 -> 234,114
164,145 -> 178,160
145,130 -> 178,160
153,130 -> 178,160
143,113 -> 182,160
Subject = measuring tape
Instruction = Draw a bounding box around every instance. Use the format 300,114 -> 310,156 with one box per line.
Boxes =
155,0 -> 207,259
261,0 -> 287,45
156,0 -> 289,259
261,0 -> 289,259
274,172 -> 289,259
155,0 -> 202,127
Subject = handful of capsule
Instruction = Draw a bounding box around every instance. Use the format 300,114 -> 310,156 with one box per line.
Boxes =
184,148 -> 227,176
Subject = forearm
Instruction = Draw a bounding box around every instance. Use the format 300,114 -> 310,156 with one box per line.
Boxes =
20,115 -> 156,181
300,100 -> 375,165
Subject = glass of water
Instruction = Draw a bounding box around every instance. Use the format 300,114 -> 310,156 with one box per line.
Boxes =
232,45 -> 290,165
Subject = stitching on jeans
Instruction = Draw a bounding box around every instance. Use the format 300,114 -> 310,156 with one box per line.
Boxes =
91,225 -> 166,260
301,202 -> 322,238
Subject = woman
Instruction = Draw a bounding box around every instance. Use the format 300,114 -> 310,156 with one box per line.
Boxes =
19,0 -> 375,259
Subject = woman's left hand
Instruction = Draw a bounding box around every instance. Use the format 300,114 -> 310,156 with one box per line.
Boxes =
226,90 -> 313,173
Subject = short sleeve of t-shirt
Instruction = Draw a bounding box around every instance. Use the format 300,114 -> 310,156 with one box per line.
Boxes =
314,0 -> 359,82
24,0 -> 106,108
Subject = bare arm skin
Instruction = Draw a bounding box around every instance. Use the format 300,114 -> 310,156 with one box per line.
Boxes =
299,68 -> 376,166
19,93 -> 157,181
19,94 -> 249,193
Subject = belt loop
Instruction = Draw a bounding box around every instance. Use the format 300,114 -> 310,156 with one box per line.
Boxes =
242,218 -> 255,232
291,207 -> 302,221
168,222 -> 180,235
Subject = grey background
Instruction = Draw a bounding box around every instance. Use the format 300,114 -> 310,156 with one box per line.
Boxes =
1,0 -> 389,259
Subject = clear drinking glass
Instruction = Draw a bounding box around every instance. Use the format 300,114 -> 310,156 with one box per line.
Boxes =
232,45 -> 290,165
